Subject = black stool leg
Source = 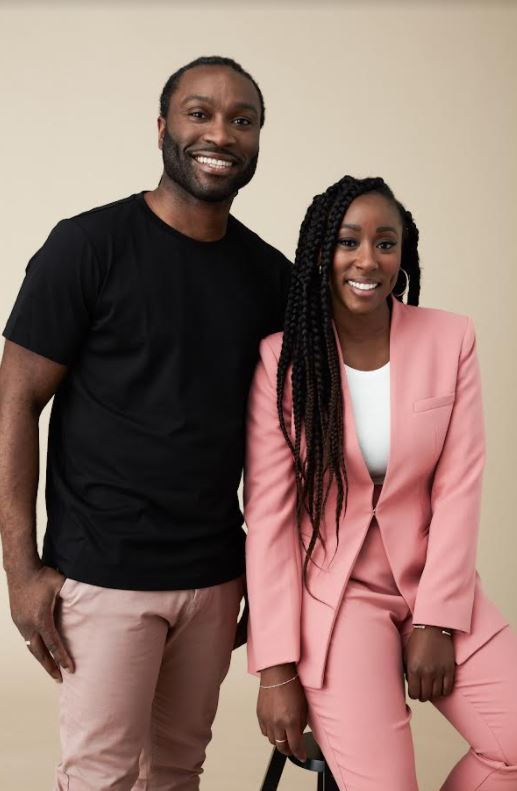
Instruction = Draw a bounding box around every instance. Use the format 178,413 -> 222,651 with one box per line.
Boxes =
260,748 -> 287,791
321,761 -> 340,790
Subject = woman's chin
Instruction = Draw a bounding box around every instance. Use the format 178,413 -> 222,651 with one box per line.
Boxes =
339,292 -> 388,316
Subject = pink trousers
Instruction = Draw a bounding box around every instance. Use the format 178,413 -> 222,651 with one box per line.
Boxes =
54,577 -> 242,791
305,489 -> 517,791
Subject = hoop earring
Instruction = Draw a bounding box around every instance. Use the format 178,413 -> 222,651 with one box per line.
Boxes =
393,268 -> 409,298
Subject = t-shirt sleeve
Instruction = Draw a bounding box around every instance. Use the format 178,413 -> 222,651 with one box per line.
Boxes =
3,219 -> 103,365
273,252 -> 292,331
280,254 -> 292,309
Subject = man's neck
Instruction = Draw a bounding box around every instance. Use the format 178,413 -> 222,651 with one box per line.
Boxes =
145,176 -> 233,242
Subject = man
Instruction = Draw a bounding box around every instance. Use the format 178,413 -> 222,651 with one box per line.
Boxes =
0,56 -> 290,790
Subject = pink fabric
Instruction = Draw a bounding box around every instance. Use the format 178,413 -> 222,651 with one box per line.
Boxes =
54,577 -> 241,791
245,298 -> 509,688
304,511 -> 517,791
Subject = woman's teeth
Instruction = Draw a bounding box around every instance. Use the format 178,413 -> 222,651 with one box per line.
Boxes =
347,280 -> 379,291
195,156 -> 234,170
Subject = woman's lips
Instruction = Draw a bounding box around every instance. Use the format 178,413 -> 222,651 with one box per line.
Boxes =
346,279 -> 381,298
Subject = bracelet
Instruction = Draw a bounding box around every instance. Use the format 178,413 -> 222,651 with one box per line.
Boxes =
413,624 -> 453,637
260,673 -> 298,689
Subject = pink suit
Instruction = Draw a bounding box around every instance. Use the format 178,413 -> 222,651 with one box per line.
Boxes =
244,297 -> 517,790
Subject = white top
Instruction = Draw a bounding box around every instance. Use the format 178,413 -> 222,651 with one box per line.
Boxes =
344,362 -> 390,484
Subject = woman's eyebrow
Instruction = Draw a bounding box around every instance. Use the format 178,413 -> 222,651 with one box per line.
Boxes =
339,224 -> 399,233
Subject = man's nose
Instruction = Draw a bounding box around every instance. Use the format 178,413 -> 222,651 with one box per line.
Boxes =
203,116 -> 237,149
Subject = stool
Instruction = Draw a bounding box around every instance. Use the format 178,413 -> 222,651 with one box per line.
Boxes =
260,731 -> 339,790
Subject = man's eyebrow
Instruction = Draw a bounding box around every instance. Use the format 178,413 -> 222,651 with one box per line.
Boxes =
234,102 -> 259,116
181,95 -> 258,115
181,95 -> 211,104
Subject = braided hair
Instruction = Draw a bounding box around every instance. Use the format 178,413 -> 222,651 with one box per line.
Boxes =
277,176 -> 421,584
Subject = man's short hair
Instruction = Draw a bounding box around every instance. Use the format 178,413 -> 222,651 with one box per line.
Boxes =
159,55 -> 265,128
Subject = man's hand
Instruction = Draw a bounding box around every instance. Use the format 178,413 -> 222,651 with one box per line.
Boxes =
8,565 -> 74,682
233,593 -> 248,650
404,626 -> 455,702
257,663 -> 308,762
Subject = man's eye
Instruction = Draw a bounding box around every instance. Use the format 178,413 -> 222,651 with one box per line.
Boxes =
188,111 -> 206,119
233,117 -> 252,126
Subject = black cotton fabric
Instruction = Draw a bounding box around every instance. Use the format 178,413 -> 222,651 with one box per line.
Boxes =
4,193 -> 291,590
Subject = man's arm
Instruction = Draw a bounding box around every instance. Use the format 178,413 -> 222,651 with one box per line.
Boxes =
0,339 -> 73,681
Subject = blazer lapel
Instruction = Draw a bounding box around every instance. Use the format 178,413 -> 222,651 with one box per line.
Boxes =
332,323 -> 373,489
332,295 -> 407,502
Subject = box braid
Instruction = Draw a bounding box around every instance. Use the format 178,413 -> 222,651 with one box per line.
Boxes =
277,176 -> 421,586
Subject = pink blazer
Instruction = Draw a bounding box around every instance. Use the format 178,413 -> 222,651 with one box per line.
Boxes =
244,297 -> 508,689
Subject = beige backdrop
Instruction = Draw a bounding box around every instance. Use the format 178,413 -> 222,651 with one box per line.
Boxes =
1,1 -> 516,789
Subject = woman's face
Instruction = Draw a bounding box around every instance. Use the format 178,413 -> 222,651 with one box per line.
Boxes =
330,192 -> 403,317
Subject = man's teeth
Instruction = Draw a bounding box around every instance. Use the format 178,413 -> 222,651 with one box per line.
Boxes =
195,156 -> 233,169
347,280 -> 379,291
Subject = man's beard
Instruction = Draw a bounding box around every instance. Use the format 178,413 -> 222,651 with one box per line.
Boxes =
162,127 -> 259,203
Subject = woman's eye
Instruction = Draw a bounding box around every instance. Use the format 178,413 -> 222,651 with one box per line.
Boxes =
338,238 -> 357,248
377,240 -> 397,250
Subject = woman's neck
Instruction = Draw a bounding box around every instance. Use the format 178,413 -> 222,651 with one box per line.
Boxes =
333,298 -> 391,371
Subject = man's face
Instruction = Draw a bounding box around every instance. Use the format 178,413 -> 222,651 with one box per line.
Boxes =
159,65 -> 261,203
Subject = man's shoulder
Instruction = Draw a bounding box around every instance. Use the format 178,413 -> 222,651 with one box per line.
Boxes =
41,194 -> 144,261
229,215 -> 292,270
64,193 -> 139,234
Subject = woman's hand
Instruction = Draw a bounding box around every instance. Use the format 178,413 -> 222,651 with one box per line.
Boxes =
257,663 -> 308,762
404,626 -> 456,702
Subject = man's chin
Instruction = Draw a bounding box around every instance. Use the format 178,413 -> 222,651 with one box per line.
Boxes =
196,188 -> 238,204
187,177 -> 240,204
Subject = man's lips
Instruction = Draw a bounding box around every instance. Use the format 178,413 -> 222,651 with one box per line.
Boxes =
190,151 -> 241,174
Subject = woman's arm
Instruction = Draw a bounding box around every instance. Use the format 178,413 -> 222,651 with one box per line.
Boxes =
244,336 -> 303,673
412,316 -> 485,633
244,336 -> 307,759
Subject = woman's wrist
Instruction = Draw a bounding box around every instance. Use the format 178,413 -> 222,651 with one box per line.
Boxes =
413,623 -> 453,637
260,663 -> 297,686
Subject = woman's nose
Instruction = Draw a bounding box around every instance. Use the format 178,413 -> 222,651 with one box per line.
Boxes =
356,246 -> 378,271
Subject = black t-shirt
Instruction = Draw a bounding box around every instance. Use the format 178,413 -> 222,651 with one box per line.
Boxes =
4,193 -> 291,590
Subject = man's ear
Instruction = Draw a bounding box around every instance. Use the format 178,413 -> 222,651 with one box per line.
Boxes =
157,116 -> 166,150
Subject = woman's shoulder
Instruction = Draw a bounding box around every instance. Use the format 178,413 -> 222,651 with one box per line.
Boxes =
400,301 -> 474,338
258,331 -> 284,361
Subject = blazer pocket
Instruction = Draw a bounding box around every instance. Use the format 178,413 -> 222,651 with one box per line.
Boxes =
413,393 -> 455,413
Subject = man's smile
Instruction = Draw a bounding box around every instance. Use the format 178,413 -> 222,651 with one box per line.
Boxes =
190,150 -> 240,176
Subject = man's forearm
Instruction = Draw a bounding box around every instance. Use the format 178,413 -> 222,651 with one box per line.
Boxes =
0,400 -> 42,580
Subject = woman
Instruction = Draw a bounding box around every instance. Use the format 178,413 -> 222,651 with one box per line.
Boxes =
244,176 -> 517,790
